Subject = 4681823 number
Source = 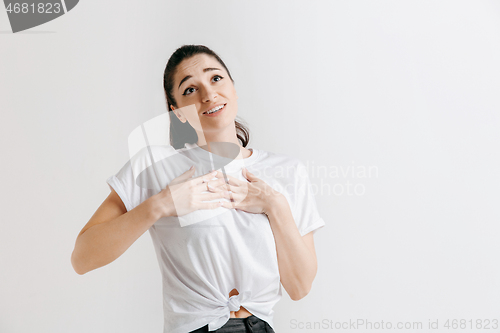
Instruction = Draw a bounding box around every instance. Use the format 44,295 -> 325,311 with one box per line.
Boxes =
6,2 -> 62,14
444,319 -> 498,330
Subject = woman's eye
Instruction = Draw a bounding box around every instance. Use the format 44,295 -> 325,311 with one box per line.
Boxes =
183,87 -> 196,96
212,75 -> 223,82
183,76 -> 222,95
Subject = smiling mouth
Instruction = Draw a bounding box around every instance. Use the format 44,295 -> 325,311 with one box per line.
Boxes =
203,103 -> 226,115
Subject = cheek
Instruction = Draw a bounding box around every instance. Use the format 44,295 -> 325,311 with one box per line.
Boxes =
180,104 -> 200,121
228,89 -> 238,103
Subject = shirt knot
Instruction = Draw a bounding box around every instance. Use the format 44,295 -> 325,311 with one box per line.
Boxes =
227,295 -> 241,312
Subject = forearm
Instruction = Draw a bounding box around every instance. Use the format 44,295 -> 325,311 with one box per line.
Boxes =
71,197 -> 160,275
266,195 -> 317,300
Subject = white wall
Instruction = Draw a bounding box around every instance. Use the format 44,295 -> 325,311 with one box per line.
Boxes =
1,1 -> 499,332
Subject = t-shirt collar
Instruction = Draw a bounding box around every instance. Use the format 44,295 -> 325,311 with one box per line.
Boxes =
184,142 -> 260,172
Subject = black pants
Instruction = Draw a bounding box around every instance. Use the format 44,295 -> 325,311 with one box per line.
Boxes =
189,315 -> 275,332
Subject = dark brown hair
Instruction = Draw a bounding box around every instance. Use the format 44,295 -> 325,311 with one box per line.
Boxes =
163,45 -> 250,149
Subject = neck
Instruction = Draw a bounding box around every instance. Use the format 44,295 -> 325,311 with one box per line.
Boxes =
195,123 -> 250,159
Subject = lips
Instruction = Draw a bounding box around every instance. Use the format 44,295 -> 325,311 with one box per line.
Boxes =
202,103 -> 226,115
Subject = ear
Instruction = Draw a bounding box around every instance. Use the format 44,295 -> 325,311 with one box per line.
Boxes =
171,106 -> 186,123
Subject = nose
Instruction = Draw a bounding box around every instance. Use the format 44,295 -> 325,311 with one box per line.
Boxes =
200,84 -> 218,103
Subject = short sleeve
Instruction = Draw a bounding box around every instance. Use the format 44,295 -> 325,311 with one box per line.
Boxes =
105,146 -> 163,212
106,145 -> 191,212
291,161 -> 326,237
106,159 -> 148,212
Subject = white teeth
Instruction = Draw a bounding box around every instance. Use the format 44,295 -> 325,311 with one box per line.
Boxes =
205,104 -> 224,114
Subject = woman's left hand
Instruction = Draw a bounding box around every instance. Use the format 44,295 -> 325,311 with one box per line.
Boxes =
219,168 -> 283,215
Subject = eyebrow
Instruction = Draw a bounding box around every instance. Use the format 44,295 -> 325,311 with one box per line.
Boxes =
178,67 -> 222,90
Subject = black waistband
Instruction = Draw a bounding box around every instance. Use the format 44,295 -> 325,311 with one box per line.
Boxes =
189,315 -> 272,332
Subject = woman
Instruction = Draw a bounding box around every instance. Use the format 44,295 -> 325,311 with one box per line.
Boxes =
71,45 -> 325,333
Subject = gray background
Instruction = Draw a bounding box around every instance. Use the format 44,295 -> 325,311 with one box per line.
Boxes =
1,0 -> 499,332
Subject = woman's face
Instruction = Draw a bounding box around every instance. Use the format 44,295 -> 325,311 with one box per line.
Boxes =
170,53 -> 238,134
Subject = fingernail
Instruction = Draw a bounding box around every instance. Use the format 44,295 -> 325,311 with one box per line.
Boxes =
189,165 -> 194,170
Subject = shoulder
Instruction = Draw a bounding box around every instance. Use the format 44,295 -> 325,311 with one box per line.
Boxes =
124,145 -> 189,181
121,145 -> 194,192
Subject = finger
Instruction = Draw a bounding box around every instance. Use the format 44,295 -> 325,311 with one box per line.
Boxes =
221,184 -> 244,194
227,191 -> 246,204
203,169 -> 226,179
212,177 -> 230,188
243,168 -> 258,182
192,170 -> 218,186
207,177 -> 229,188
204,170 -> 227,181
212,178 -> 233,192
194,178 -> 228,192
209,170 -> 232,185
196,200 -> 224,210
220,200 -> 236,209
198,190 -> 231,201
223,173 -> 245,186
205,170 -> 241,185
242,167 -> 250,181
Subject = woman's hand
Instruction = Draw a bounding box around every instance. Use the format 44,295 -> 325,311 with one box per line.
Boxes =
153,167 -> 231,218
220,168 -> 284,215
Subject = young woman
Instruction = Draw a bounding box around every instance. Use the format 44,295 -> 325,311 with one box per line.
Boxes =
72,45 -> 325,333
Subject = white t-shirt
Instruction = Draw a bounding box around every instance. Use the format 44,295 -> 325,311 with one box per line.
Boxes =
106,143 -> 325,333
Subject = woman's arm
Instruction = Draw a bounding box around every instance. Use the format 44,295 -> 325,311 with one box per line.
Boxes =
219,168 -> 320,300
71,189 -> 160,275
266,194 -> 318,301
72,168 -> 228,275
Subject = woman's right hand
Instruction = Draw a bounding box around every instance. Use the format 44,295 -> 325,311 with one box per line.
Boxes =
152,166 -> 230,218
